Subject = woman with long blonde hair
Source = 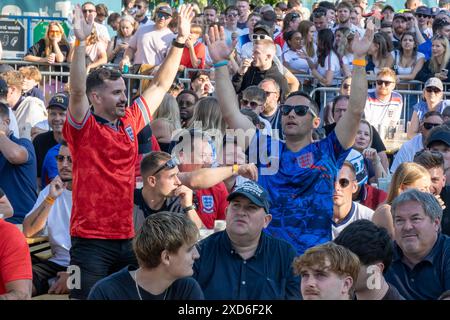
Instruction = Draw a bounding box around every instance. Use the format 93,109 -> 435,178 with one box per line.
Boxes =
372,162 -> 431,238
24,22 -> 70,64
416,35 -> 450,83
188,97 -> 227,136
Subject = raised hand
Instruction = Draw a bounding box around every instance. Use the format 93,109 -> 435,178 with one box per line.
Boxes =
237,163 -> 258,181
177,4 -> 195,42
73,4 -> 93,41
205,25 -> 234,63
49,176 -> 65,199
352,17 -> 375,58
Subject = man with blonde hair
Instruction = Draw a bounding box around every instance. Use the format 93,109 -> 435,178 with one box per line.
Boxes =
293,242 -> 360,300
364,67 -> 403,141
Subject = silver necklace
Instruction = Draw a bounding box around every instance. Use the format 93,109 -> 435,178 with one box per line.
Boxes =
133,269 -> 168,300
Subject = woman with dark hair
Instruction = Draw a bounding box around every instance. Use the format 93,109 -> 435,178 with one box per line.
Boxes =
282,30 -> 310,80
392,32 -> 425,81
366,32 -> 394,77
300,29 -> 341,87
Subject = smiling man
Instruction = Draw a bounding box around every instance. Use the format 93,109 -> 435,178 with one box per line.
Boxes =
33,93 -> 68,187
386,189 -> 450,300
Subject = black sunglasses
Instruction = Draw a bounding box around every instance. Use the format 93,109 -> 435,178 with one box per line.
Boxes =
82,9 -> 96,13
416,14 -> 430,18
342,83 -> 351,89
423,122 -> 441,130
153,157 -> 179,176
425,86 -> 441,93
55,155 -> 72,163
280,104 -> 317,117
134,4 -> 144,9
241,99 -> 261,108
376,80 -> 394,86
336,178 -> 352,188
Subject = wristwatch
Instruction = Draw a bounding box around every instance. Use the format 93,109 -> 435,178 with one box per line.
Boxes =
172,39 -> 185,48
183,204 -> 197,213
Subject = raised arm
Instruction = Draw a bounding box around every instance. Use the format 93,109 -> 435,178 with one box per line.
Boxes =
69,4 -> 93,123
335,19 -> 373,149
178,164 -> 257,189
141,4 -> 195,116
205,25 -> 255,135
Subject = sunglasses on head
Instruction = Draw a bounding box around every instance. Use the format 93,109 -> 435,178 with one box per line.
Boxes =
55,155 -> 72,163
241,99 -> 261,108
423,122 -> 441,130
376,80 -> 394,86
280,104 -> 317,117
252,33 -> 272,41
153,157 -> 179,176
313,11 -> 326,18
425,86 -> 441,93
336,178 -> 352,188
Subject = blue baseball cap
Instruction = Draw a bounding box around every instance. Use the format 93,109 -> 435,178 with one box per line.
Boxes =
227,181 -> 271,213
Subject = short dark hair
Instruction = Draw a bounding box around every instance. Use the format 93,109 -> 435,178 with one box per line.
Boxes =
334,220 -> 393,273
433,18 -> 450,34
140,151 -> 172,180
225,5 -> 239,15
414,149 -> 445,170
286,90 -> 320,116
176,89 -> 199,103
331,95 -> 349,115
318,1 -> 336,11
423,110 -> 444,122
0,102 -> 10,119
107,12 -> 121,26
86,67 -> 122,95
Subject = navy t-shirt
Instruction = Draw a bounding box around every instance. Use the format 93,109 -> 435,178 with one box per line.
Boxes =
0,134 -> 37,224
88,266 -> 204,300
252,130 -> 350,254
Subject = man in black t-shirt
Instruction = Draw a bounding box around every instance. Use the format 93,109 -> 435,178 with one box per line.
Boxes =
33,93 -> 68,188
88,212 -> 204,300
335,220 -> 405,300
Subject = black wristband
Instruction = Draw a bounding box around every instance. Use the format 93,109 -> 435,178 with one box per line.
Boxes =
172,39 -> 185,48
183,204 -> 197,213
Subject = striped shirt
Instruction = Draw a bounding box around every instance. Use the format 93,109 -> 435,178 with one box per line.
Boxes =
364,89 -> 403,141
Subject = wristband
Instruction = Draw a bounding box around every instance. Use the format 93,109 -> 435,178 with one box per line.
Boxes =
75,39 -> 86,47
232,164 -> 239,175
183,204 -> 197,213
352,59 -> 367,67
213,60 -> 229,68
172,39 -> 185,48
45,196 -> 55,205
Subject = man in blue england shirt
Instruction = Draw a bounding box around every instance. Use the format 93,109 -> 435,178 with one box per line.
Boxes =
206,21 -> 373,254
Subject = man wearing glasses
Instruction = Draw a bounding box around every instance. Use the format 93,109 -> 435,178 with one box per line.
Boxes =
120,5 -> 175,70
207,20 -> 373,254
23,141 -> 73,297
364,68 -> 403,141
223,5 -> 244,46
391,111 -> 444,173
332,162 -> 374,239
132,0 -> 150,26
79,2 -> 110,47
